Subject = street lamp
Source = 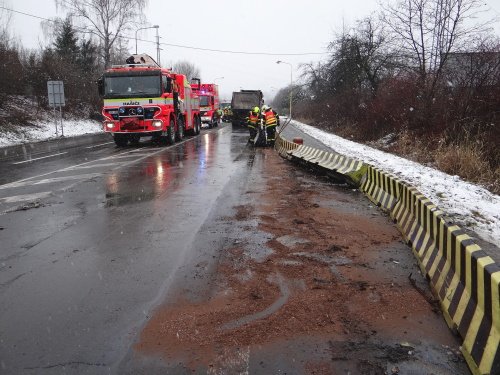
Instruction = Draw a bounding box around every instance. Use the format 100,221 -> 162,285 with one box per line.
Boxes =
276,60 -> 293,119
214,76 -> 224,84
135,25 -> 159,55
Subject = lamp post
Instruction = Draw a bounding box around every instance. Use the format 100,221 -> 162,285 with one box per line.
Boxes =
155,27 -> 161,66
213,76 -> 224,84
276,60 -> 293,119
135,25 -> 159,55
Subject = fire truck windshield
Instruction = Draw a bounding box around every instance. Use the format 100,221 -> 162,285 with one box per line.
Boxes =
199,95 -> 210,106
104,74 -> 161,98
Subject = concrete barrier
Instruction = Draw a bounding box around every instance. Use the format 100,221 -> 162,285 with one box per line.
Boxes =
360,165 -> 402,212
285,143 -> 366,186
275,135 -> 299,159
392,183 -> 500,375
288,145 -> 318,161
275,133 -> 500,375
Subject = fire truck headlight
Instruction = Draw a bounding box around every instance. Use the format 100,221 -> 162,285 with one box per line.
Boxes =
105,122 -> 114,129
152,120 -> 162,128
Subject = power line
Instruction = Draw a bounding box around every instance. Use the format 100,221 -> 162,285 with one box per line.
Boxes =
157,42 -> 328,56
0,5 -> 96,36
1,5 -> 329,56
1,5 -> 53,22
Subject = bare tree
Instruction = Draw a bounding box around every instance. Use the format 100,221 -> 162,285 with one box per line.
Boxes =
381,0 -> 491,91
272,84 -> 307,115
110,37 -> 131,66
55,0 -> 148,68
172,60 -> 201,80
0,1 -> 13,43
301,17 -> 394,103
330,18 -> 394,94
0,3 -> 24,102
300,61 -> 331,98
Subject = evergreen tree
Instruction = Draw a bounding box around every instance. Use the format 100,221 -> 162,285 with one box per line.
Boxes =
77,38 -> 98,72
53,17 -> 79,62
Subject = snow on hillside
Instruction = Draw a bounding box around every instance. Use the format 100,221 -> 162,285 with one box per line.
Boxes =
0,96 -> 102,147
291,120 -> 500,249
0,119 -> 102,147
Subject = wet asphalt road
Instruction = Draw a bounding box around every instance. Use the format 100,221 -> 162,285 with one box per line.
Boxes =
0,123 -> 468,374
0,125 -> 252,374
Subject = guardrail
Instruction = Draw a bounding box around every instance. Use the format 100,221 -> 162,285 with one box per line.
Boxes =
275,133 -> 500,375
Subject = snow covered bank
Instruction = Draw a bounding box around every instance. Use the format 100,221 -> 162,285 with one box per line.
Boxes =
0,119 -> 102,148
291,120 -> 500,248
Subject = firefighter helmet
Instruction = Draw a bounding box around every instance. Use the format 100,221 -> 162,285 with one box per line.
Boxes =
262,105 -> 270,111
252,106 -> 260,113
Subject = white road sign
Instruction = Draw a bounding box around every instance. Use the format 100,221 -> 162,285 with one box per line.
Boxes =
47,81 -> 65,107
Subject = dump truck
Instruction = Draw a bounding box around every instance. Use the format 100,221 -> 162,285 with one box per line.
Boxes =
98,54 -> 201,147
230,90 -> 264,127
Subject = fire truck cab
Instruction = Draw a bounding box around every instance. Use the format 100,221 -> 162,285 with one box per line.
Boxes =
191,82 -> 220,128
98,54 -> 201,147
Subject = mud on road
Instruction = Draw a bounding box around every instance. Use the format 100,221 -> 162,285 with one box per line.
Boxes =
133,146 -> 468,374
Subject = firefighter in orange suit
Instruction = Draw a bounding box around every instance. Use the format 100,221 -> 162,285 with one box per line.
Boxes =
247,106 -> 260,142
261,105 -> 278,146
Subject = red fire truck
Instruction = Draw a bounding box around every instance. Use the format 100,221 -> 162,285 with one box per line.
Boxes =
191,82 -> 220,128
98,54 -> 201,147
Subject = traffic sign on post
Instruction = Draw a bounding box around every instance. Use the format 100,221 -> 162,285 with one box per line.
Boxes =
47,81 -> 65,136
47,81 -> 65,107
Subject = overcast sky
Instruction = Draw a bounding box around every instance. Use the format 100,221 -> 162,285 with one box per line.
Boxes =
4,0 -> 500,101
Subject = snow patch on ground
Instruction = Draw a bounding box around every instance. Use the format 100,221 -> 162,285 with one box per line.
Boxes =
0,119 -> 102,147
291,120 -> 500,248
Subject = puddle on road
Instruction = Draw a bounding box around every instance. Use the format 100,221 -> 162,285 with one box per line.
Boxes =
275,234 -> 310,248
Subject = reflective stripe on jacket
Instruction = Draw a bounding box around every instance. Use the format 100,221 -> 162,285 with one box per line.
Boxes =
264,110 -> 277,126
248,113 -> 259,126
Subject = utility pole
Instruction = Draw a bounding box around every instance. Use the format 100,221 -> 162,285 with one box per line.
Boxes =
276,60 -> 293,119
156,27 -> 161,66
134,25 -> 160,66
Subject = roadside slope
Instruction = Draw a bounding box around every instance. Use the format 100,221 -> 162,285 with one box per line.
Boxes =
281,119 -> 500,250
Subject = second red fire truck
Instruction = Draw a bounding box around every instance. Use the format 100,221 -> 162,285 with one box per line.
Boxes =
98,54 -> 201,147
191,82 -> 220,128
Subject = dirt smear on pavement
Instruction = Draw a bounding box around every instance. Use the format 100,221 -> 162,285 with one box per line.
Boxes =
135,148 -> 465,373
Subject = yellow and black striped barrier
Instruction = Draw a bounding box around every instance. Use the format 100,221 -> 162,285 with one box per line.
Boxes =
274,133 -> 500,375
274,135 -> 299,159
392,183 -> 500,375
289,146 -> 325,165
361,165 -> 402,212
280,137 -> 366,186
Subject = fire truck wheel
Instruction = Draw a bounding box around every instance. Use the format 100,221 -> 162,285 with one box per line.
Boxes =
166,119 -> 176,145
129,134 -> 140,146
196,117 -> 201,135
114,134 -> 128,147
190,116 -> 200,136
176,116 -> 185,141
152,132 -> 161,144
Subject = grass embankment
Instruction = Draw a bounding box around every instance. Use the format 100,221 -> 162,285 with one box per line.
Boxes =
296,117 -> 500,195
